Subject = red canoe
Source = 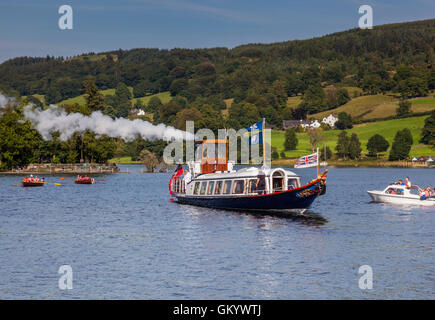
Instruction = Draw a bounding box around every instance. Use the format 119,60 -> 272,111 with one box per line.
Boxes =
22,181 -> 44,187
74,178 -> 94,184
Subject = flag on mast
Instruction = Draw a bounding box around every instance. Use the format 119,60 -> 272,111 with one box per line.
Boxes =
246,120 -> 263,145
294,151 -> 319,169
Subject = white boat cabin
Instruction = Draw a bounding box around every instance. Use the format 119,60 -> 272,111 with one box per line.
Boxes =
171,139 -> 302,196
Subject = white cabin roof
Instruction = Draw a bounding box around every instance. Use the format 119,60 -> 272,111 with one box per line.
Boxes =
194,166 -> 299,180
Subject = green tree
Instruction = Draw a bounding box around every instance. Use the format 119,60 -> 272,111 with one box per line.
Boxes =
320,146 -> 332,161
398,77 -> 429,98
335,112 -> 353,130
299,84 -> 326,114
82,77 -> 104,111
0,107 -> 41,170
396,99 -> 411,117
169,78 -> 189,96
139,149 -> 160,172
367,134 -> 389,157
335,130 -> 350,159
271,150 -> 279,160
284,128 -> 298,150
147,96 -> 162,113
348,133 -> 362,159
420,110 -> 435,147
174,108 -> 203,131
389,129 -> 412,161
306,128 -> 324,152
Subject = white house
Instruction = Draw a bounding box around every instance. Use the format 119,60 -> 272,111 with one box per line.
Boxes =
301,119 -> 321,129
130,108 -> 146,116
322,114 -> 338,128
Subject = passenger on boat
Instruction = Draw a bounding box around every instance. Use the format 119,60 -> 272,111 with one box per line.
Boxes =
394,179 -> 404,185
184,170 -> 192,185
405,177 -> 411,189
256,169 -> 266,195
419,187 -> 431,200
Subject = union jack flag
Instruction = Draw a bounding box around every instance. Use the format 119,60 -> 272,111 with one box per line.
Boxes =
294,152 -> 318,168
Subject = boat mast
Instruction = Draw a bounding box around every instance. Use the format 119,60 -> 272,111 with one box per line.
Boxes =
262,118 -> 266,167
317,147 -> 319,177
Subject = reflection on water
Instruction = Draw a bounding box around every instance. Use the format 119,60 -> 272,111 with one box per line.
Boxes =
0,166 -> 434,299
182,203 -> 328,226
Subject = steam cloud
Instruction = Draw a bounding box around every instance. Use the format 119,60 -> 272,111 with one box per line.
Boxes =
0,93 -> 11,109
23,104 -> 194,142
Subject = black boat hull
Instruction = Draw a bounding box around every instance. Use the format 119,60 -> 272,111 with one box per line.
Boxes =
173,179 -> 324,211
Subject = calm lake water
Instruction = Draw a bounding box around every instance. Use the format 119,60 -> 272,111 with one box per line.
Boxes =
0,165 -> 434,299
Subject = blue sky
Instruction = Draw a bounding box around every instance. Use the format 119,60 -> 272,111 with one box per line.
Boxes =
0,0 -> 434,62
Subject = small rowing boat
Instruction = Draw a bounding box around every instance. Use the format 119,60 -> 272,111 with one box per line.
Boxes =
22,181 -> 44,187
74,178 -> 94,184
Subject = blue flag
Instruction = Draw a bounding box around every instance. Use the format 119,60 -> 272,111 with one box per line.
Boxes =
246,120 -> 263,145
246,120 -> 263,132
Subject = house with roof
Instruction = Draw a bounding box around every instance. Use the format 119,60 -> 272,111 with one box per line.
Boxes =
412,156 -> 435,166
321,114 -> 338,128
282,119 -> 321,130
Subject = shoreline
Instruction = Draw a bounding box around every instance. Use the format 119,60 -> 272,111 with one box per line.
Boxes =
271,159 -> 435,168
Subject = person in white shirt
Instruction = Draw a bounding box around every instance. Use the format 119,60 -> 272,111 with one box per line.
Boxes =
405,177 -> 411,189
184,170 -> 192,185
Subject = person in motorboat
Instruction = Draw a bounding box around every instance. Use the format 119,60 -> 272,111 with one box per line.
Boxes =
419,187 -> 432,200
405,177 -> 411,189
393,179 -> 404,185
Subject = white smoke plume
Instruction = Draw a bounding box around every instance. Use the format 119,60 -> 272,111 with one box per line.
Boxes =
23,104 -> 194,142
0,93 -> 11,109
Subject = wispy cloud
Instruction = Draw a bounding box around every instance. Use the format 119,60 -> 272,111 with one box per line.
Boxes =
128,0 -> 267,23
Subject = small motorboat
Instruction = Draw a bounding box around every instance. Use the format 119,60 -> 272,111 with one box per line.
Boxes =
22,181 -> 44,187
74,178 -> 94,184
368,184 -> 435,206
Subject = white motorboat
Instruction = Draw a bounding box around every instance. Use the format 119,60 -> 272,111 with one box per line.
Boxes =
368,184 -> 435,206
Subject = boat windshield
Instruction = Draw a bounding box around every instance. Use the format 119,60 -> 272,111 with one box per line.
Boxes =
385,187 -> 404,195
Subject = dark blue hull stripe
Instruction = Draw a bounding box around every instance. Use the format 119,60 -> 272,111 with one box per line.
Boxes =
174,181 -> 322,210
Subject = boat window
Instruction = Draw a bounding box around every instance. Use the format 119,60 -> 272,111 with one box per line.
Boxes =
248,179 -> 257,193
233,180 -> 245,194
214,181 -> 222,194
200,182 -> 207,195
386,187 -> 403,195
207,181 -> 215,195
193,182 -> 200,195
223,180 -> 232,194
272,171 -> 284,192
288,178 -> 298,190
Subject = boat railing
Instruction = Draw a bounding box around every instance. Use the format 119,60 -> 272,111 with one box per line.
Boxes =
173,178 -> 186,194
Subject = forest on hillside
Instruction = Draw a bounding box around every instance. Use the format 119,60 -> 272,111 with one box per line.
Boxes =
1,19 -> 435,128
0,19 -> 434,169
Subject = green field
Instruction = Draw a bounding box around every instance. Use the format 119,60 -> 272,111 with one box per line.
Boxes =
311,94 -> 435,121
133,91 -> 171,105
272,115 -> 433,158
59,88 -> 120,106
108,156 -> 141,164
58,89 -> 171,107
